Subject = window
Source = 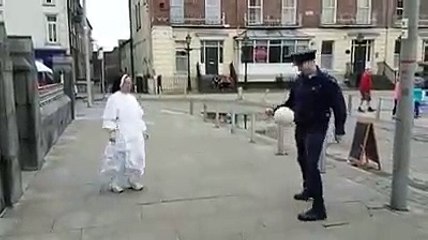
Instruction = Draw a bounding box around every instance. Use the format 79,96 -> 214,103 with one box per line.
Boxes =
43,0 -> 55,6
135,2 -> 142,31
200,41 -> 224,64
269,40 -> 281,63
175,50 -> 188,73
394,39 -> 401,68
170,0 -> 184,23
46,15 -> 58,44
280,41 -> 293,62
356,0 -> 371,24
241,39 -> 309,63
205,0 -> 221,24
248,0 -> 263,25
254,40 -> 268,63
396,0 -> 403,19
321,41 -> 334,69
281,0 -> 297,25
321,0 -> 336,24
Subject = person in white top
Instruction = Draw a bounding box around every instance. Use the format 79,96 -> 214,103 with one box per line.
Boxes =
101,74 -> 148,193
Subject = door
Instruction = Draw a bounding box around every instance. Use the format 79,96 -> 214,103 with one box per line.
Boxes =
205,47 -> 219,75
352,40 -> 367,86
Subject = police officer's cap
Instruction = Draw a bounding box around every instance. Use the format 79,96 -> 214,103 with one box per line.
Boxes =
290,49 -> 317,65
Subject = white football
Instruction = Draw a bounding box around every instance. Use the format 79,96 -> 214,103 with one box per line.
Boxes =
274,107 -> 294,126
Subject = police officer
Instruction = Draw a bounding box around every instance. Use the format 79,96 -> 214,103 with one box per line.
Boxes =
266,49 -> 347,221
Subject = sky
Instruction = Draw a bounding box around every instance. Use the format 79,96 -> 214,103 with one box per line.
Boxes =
87,0 -> 130,51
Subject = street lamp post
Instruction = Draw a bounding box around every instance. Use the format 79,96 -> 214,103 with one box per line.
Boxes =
97,47 -> 105,98
242,32 -> 250,90
185,34 -> 192,92
82,0 -> 92,107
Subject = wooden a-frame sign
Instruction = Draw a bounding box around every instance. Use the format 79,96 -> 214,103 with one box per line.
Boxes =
348,118 -> 381,170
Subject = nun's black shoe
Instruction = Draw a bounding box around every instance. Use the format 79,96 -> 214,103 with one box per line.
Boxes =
297,208 -> 327,222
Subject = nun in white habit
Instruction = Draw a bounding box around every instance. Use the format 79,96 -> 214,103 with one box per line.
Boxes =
101,74 -> 148,193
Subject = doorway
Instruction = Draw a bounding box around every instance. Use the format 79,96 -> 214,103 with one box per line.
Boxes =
205,47 -> 219,75
352,39 -> 373,86
201,40 -> 223,75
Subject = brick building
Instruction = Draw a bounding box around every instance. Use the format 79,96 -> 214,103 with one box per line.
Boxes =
130,0 -> 428,92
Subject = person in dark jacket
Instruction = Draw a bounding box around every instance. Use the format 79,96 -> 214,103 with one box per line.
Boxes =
266,50 -> 347,221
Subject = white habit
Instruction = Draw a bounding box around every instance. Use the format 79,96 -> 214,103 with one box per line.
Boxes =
100,91 -> 147,188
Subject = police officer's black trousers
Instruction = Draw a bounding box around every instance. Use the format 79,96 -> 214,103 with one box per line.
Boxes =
295,126 -> 327,209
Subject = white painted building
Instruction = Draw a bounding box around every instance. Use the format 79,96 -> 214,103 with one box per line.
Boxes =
0,0 -> 70,68
129,0 -> 153,80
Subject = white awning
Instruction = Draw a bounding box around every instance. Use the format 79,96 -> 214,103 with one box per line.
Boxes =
35,61 -> 53,74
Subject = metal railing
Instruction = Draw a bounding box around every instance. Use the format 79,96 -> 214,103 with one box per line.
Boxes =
393,14 -> 428,27
170,12 -> 227,26
39,83 -> 65,107
380,61 -> 398,83
320,12 -> 378,26
244,13 -> 303,27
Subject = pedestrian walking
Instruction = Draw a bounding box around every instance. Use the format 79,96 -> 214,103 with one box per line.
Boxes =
393,73 -> 423,119
100,74 -> 149,193
266,50 -> 347,221
157,74 -> 163,94
358,68 -> 375,112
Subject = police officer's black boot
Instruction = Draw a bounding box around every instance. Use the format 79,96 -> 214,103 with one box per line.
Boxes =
297,199 -> 327,222
293,189 -> 311,201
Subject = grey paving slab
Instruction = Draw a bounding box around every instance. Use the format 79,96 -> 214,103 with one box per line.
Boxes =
1,230 -> 81,240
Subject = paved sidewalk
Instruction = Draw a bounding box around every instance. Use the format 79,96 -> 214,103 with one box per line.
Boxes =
1,101 -> 428,239
146,91 -> 428,187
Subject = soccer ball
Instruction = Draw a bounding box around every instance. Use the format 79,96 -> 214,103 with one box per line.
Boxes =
274,107 -> 294,126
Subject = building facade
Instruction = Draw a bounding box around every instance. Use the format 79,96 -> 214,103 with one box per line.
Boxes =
0,0 -> 92,75
119,39 -> 132,74
1,0 -> 70,68
131,0 -> 428,92
68,0 -> 94,80
130,0 -> 154,79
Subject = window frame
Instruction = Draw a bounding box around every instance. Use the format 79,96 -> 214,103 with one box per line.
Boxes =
281,0 -> 297,25
321,40 -> 334,69
247,0 -> 263,25
241,39 -> 310,64
321,0 -> 337,24
356,0 -> 372,24
46,15 -> 58,44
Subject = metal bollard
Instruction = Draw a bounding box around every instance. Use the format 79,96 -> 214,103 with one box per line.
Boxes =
237,87 -> 243,100
249,113 -> 256,143
189,99 -> 194,115
262,89 -> 270,103
376,98 -> 382,120
347,95 -> 353,115
230,111 -> 236,134
214,111 -> 220,128
203,104 -> 208,122
276,124 -> 287,155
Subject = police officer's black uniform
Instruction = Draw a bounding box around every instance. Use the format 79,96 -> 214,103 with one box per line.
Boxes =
274,50 -> 347,221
